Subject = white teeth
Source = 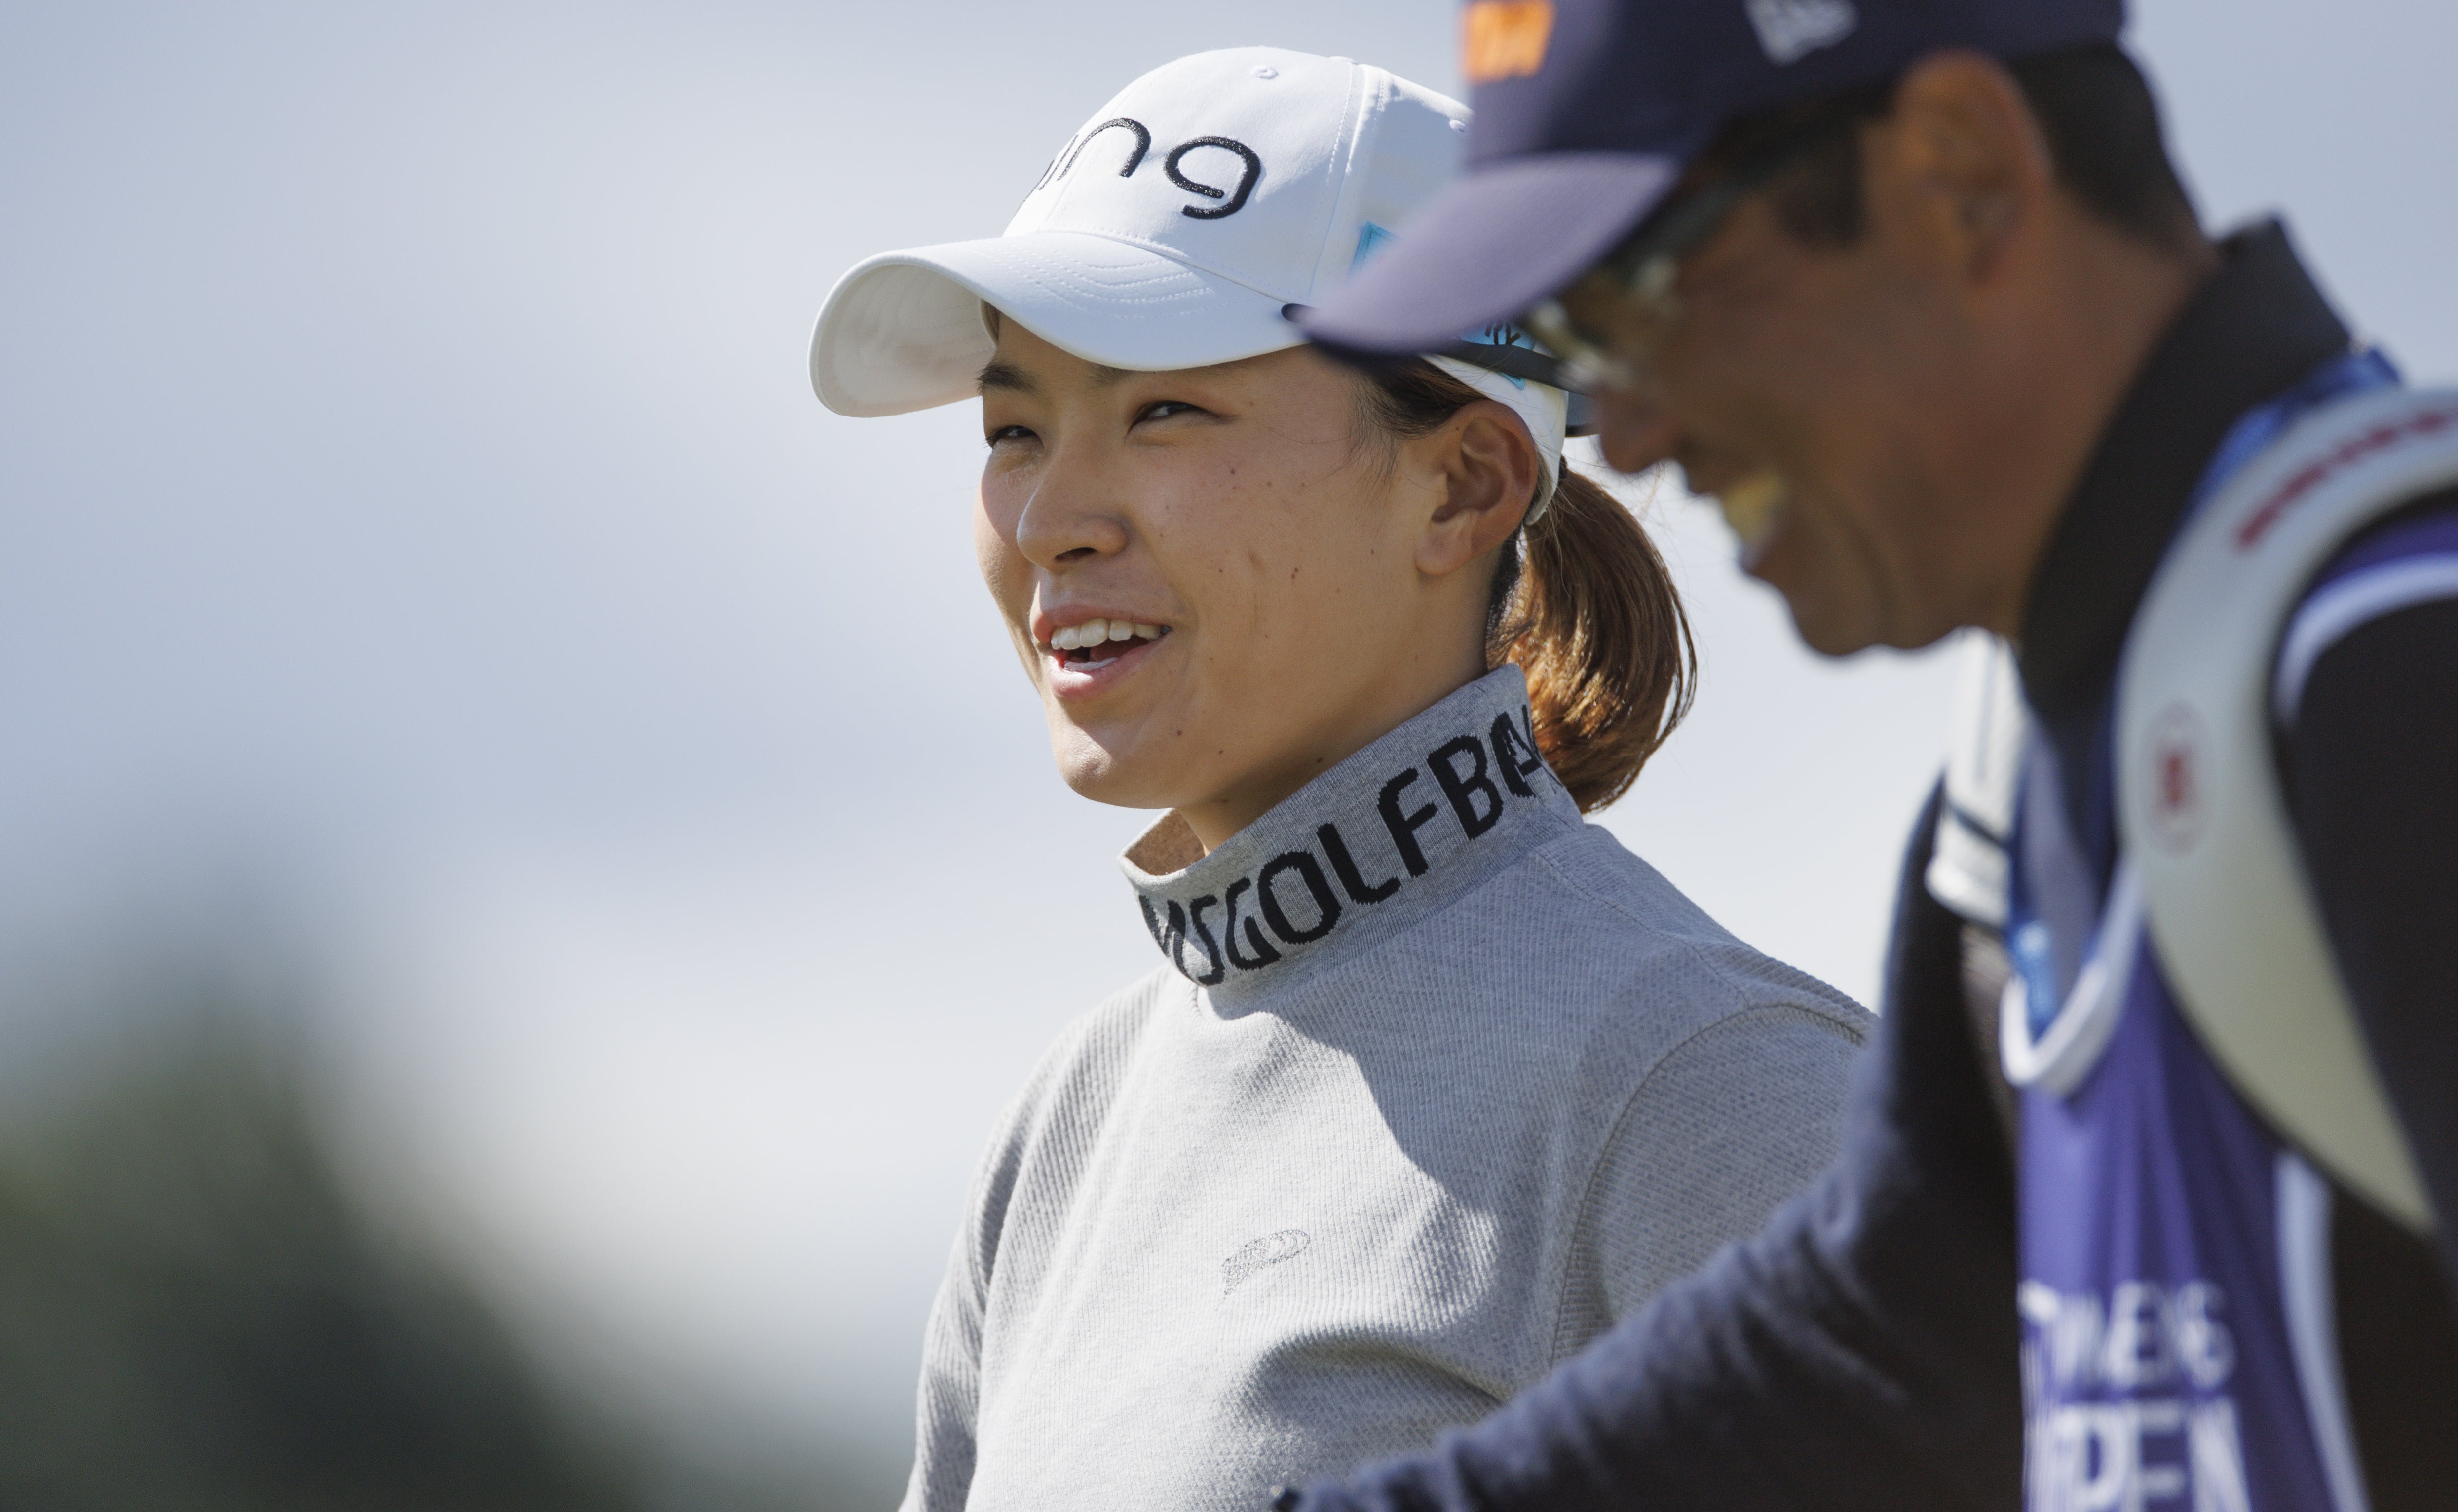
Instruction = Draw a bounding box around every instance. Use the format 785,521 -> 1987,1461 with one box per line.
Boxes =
1045,619 -> 1168,653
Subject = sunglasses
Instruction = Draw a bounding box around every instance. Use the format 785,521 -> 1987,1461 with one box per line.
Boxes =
1522,106 -> 1865,392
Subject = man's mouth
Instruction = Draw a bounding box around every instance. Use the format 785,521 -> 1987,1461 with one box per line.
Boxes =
1713,472 -> 1792,567
1041,617 -> 1170,668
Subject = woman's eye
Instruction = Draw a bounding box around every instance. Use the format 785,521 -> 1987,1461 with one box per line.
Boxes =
1136,400 -> 1203,424
985,424 -> 1036,448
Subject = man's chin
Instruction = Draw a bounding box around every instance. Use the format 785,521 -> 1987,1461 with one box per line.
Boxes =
1741,551 -> 1878,658
1777,591 -> 1963,658
1788,611 -> 1883,659
1747,534 -> 1934,658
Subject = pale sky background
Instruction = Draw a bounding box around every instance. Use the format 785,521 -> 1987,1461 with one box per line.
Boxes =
4,0 -> 2455,1496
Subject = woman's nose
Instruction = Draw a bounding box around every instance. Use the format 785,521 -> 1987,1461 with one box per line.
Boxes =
1012,457 -> 1131,569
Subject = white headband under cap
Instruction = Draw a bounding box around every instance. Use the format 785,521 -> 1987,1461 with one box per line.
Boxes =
1429,342 -> 1568,527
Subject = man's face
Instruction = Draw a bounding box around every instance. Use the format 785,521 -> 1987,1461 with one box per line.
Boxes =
1566,132 -> 2033,655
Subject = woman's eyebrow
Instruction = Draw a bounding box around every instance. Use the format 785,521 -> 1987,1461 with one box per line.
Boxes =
978,359 -> 1139,393
978,359 -> 1035,393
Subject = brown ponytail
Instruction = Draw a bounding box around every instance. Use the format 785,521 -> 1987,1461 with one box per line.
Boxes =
1355,361 -> 1696,813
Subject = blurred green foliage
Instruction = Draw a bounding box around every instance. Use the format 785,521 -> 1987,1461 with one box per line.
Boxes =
0,999 -> 901,1512
0,1024 -> 651,1511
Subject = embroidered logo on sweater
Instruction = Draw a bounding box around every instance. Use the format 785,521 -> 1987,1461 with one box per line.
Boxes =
1139,706 -> 1550,986
1223,1229 -> 1310,1293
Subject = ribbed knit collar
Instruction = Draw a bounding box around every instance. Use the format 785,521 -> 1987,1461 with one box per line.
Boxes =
1119,666 -> 1583,1004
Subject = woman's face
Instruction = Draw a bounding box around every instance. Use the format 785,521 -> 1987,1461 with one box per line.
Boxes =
976,321 -> 1528,849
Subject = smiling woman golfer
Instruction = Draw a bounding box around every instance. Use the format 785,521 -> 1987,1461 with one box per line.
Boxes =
811,47 -> 1868,1512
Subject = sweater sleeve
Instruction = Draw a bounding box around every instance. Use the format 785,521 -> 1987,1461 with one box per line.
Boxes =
1574,1004 -> 1863,1329
901,1225 -> 985,1512
1276,786 -> 2023,1512
901,1091 -> 1039,1512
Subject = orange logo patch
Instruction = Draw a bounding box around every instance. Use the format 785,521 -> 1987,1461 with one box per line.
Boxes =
1461,0 -> 1555,84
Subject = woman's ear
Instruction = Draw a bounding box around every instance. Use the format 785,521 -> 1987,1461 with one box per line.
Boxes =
1414,400 -> 1542,579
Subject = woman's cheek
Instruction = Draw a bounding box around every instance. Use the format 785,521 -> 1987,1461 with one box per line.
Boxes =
961,503 -> 1033,684
973,493 -> 1026,602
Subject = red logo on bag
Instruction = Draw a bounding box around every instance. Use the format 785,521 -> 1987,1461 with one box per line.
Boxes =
2235,402 -> 2458,550
2145,703 -> 2206,853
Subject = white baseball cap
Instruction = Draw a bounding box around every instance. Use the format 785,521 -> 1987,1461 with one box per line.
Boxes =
809,47 -> 1579,508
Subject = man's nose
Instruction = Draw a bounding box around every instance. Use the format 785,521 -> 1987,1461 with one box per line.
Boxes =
1592,385 -> 1682,475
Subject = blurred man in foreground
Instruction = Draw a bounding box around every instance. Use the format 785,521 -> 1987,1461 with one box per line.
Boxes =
1285,0 -> 2458,1507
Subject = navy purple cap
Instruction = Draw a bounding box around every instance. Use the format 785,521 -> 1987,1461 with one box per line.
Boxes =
1298,0 -> 2125,359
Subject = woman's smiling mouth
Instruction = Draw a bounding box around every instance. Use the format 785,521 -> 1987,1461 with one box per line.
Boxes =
1044,616 -> 1168,659
1039,615 -> 1173,696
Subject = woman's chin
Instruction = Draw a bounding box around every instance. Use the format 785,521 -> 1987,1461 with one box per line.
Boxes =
1046,728 -> 1169,811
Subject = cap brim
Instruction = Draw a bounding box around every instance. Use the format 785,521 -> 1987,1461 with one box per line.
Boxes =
1297,153 -> 1681,359
812,232 -> 1300,417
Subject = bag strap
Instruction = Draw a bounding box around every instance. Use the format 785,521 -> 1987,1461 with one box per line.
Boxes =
2116,385 -> 2458,1231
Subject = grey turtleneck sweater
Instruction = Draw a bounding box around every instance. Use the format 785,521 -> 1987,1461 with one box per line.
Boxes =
901,668 -> 1869,1512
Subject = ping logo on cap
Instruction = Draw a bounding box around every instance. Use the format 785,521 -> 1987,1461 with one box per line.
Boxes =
1034,116 -> 1266,221
1461,1 -> 1554,85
